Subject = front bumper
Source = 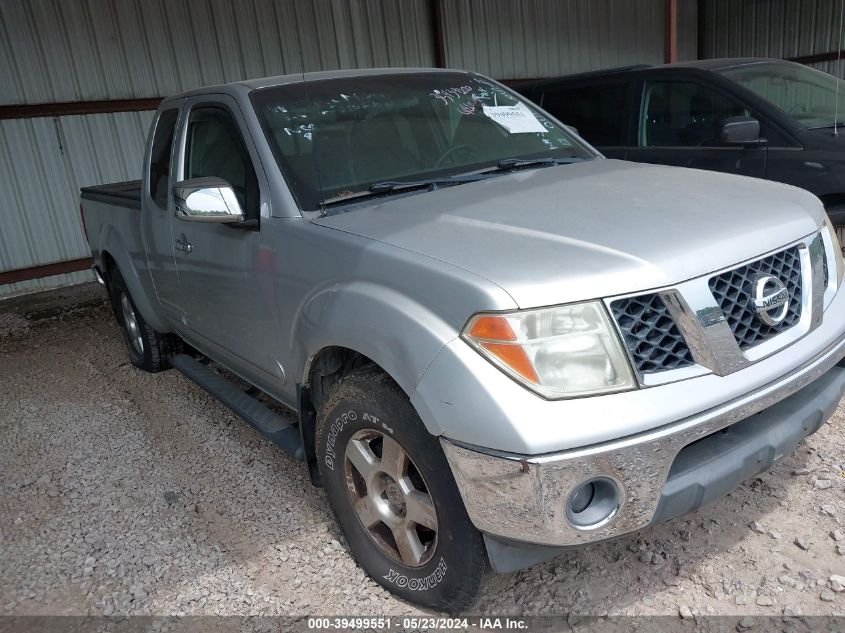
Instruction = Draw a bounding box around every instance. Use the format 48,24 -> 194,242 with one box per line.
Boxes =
441,332 -> 845,562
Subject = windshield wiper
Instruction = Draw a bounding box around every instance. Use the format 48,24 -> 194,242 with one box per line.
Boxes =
319,174 -> 487,208
494,156 -> 584,170
318,157 -> 583,210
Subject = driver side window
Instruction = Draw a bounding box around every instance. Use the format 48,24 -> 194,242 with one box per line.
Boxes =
185,106 -> 259,219
640,81 -> 750,147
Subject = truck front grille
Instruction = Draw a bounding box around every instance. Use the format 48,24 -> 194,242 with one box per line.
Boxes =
610,294 -> 695,374
708,245 -> 803,350
608,233 -> 824,387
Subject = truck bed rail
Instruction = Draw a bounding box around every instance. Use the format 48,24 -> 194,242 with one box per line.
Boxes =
80,180 -> 142,210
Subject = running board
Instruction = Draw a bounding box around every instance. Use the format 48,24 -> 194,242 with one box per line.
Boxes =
169,354 -> 305,461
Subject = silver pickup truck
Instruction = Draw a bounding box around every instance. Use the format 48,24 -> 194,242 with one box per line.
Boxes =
80,68 -> 845,611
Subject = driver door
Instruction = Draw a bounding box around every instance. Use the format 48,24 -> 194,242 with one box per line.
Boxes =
142,106 -> 183,320
170,96 -> 280,384
626,78 -> 766,178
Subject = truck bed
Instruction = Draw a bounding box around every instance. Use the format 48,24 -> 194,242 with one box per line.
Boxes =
80,179 -> 145,276
80,180 -> 142,210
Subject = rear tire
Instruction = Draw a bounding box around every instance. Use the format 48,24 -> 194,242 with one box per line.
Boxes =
108,269 -> 178,372
315,366 -> 488,612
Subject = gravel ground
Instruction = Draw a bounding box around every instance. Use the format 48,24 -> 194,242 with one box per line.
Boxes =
0,284 -> 843,618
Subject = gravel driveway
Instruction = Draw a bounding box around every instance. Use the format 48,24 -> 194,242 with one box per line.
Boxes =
1,285 -> 843,618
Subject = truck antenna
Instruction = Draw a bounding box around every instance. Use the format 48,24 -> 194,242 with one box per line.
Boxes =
836,0 -> 844,136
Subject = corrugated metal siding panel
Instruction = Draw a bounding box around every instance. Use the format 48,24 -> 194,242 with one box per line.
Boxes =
0,0 -> 435,105
700,0 -> 843,75
441,0 -> 666,79
0,111 -> 153,297
809,59 -> 845,76
677,0 -> 699,62
0,0 -> 434,298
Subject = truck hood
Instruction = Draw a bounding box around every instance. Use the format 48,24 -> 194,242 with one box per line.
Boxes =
313,159 -> 824,308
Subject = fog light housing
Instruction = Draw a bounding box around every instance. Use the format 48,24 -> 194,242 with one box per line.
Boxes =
565,477 -> 621,529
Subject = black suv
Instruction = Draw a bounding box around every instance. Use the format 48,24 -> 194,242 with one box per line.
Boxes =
517,58 -> 845,230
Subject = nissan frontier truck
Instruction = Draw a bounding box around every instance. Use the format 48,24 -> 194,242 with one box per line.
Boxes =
80,69 -> 845,611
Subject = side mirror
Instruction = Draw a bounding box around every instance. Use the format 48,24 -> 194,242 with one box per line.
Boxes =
565,124 -> 581,138
173,177 -> 244,223
719,116 -> 765,145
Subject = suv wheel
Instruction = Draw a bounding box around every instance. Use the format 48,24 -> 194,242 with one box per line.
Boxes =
315,366 -> 487,612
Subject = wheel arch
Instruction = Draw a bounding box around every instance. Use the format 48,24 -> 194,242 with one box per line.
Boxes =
96,225 -> 170,333
291,281 -> 457,430
293,282 -> 459,485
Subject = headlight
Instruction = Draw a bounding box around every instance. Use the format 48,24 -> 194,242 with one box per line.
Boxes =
462,301 -> 636,399
823,216 -> 845,287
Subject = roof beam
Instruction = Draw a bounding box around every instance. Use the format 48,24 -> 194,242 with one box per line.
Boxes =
789,50 -> 845,65
0,98 -> 162,121
0,257 -> 93,285
430,0 -> 447,68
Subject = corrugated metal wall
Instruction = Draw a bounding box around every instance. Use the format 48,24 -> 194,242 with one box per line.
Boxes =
441,0 -> 679,80
0,0 -> 436,297
700,0 -> 845,76
1,0 -> 696,298
678,0 -> 699,62
0,0 -> 436,104
0,111 -> 154,295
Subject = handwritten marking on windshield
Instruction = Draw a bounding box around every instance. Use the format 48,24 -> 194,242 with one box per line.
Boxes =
458,101 -> 478,115
430,85 -> 473,106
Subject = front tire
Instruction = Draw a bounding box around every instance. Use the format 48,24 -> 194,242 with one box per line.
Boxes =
315,366 -> 487,612
108,269 -> 177,372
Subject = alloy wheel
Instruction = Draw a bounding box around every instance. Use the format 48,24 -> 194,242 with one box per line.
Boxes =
120,293 -> 144,355
344,429 -> 438,567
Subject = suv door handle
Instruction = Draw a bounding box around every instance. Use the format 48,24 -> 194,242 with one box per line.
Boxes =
175,236 -> 193,253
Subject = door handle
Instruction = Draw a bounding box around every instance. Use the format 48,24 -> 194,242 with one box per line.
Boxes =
175,236 -> 193,253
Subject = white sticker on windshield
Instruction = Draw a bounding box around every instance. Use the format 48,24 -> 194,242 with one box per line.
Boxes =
482,102 -> 547,133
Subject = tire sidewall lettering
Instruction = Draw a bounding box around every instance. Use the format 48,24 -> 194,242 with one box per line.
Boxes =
323,408 -> 389,471
383,557 -> 448,592
322,405 -> 450,594
323,409 -> 358,471
317,378 -> 483,610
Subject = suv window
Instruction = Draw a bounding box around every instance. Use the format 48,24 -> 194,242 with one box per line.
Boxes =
184,106 -> 259,218
717,61 -> 843,129
640,81 -> 750,147
148,109 -> 178,208
540,82 -> 629,146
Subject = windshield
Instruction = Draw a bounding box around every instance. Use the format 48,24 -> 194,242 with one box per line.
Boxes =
250,72 -> 593,211
716,61 -> 845,129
